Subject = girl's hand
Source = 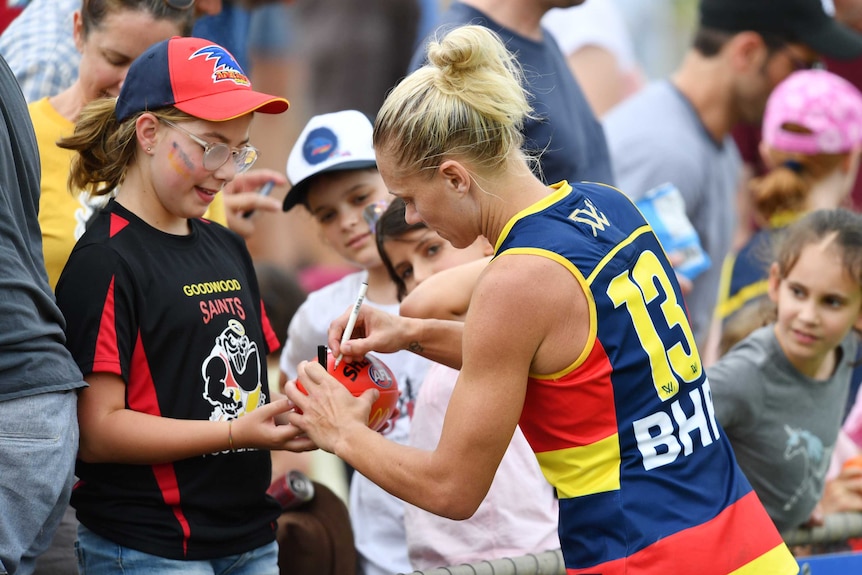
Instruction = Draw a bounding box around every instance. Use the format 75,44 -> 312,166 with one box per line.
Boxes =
817,465 -> 862,516
230,398 -> 314,452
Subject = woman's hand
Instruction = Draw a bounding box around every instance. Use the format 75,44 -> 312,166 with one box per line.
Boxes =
283,360 -> 377,455
327,304 -> 411,363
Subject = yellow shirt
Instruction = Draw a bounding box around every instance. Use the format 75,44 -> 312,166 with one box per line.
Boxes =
29,98 -> 227,289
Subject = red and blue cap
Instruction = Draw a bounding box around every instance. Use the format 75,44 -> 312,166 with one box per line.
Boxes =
116,36 -> 288,123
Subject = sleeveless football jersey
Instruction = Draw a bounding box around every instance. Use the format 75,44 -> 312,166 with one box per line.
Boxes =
494,181 -> 796,574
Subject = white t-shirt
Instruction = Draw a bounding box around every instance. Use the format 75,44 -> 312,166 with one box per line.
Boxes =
405,363 -> 560,570
542,0 -> 637,74
279,270 -> 431,575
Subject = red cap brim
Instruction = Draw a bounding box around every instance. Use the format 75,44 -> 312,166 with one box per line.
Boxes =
174,89 -> 289,121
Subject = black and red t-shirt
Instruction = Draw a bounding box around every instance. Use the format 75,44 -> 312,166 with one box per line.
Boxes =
56,200 -> 281,560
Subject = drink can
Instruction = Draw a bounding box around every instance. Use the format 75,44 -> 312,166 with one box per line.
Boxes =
267,470 -> 315,510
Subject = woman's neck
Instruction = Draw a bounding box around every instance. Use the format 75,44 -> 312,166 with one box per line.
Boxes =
49,82 -> 87,123
805,170 -> 852,213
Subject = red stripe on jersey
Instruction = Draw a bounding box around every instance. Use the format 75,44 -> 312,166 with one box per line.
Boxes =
127,330 -> 162,416
568,491 -> 793,574
523,339 -> 617,453
260,299 -> 280,354
152,463 -> 192,557
92,276 -> 122,374
109,213 -> 129,237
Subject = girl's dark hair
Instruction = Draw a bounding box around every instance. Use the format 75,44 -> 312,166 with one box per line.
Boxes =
374,198 -> 427,301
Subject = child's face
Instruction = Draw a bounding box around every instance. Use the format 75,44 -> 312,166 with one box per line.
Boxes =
306,169 -> 389,268
768,239 -> 862,377
383,229 -> 492,295
148,115 -> 252,223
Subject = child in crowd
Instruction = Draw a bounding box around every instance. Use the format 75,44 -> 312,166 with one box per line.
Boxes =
716,69 -> 862,355
278,110 -> 430,575
374,198 -> 559,570
709,209 -> 862,534
54,36 -> 298,572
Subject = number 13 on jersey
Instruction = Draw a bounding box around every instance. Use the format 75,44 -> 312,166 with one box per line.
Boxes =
607,250 -> 702,402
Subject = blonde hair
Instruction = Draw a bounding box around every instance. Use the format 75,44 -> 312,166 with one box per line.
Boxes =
751,134 -> 848,224
373,25 -> 533,177
57,100 -> 195,196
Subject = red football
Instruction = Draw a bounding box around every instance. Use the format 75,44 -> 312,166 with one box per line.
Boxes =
300,349 -> 400,432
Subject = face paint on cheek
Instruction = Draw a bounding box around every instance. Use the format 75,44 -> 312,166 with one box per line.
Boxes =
168,141 -> 195,177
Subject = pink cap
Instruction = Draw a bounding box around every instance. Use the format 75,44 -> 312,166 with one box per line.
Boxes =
763,69 -> 862,155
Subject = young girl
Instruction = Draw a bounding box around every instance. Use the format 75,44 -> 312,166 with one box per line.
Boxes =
717,69 -> 862,354
709,208 -> 862,533
31,0 -> 193,290
278,110 -> 431,575
374,199 -> 560,570
54,36 -> 299,573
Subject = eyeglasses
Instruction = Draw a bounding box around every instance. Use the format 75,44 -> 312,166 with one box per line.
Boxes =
160,119 -> 259,174
163,0 -> 195,9
363,200 -> 390,232
760,34 -> 824,72
782,49 -> 824,72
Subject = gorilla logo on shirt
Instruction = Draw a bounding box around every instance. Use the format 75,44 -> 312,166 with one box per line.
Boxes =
202,318 -> 266,421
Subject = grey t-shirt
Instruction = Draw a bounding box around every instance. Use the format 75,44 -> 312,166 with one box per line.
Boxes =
0,53 -> 84,399
603,81 -> 741,348
709,325 -> 857,533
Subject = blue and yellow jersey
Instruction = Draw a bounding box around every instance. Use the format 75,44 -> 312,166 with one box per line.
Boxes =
494,181 -> 796,575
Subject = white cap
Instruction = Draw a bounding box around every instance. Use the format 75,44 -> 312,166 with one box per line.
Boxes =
283,110 -> 377,211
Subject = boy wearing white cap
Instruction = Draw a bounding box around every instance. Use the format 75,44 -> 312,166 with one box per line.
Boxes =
279,110 -> 431,575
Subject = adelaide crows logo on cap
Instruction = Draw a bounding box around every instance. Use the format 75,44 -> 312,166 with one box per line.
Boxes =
190,45 -> 250,86
302,126 -> 338,166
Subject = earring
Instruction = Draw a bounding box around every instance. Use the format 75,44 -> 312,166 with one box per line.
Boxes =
146,147 -> 152,152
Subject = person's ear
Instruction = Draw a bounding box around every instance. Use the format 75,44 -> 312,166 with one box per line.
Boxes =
767,261 -> 782,303
135,113 -> 160,154
728,31 -> 769,73
438,160 -> 470,197
72,10 -> 85,53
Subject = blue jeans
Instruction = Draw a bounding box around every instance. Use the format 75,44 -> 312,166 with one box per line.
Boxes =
0,390 -> 78,575
75,526 -> 279,575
